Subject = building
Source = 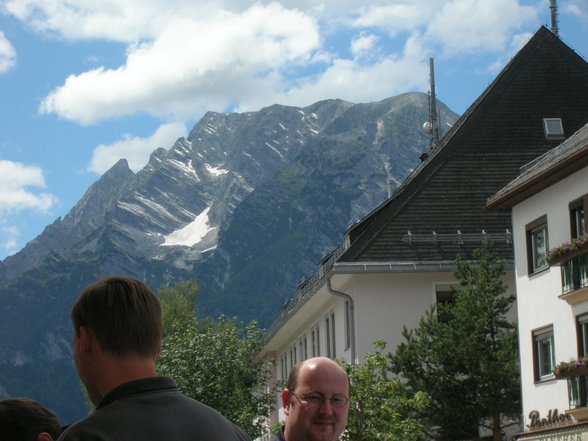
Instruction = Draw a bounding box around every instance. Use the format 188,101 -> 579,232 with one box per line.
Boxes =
487,123 -> 588,440
259,26 -> 588,436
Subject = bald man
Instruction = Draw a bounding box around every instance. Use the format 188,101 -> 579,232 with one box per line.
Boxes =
274,357 -> 350,441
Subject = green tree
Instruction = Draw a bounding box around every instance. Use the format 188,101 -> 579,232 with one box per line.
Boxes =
156,282 -> 274,439
340,341 -> 428,441
157,278 -> 199,336
388,238 -> 520,441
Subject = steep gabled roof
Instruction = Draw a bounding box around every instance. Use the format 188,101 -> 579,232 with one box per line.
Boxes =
486,122 -> 588,209
340,26 -> 588,264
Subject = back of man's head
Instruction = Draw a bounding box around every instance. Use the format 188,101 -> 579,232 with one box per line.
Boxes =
0,398 -> 61,441
72,276 -> 162,358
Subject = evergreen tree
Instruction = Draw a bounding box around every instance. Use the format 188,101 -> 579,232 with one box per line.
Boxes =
389,238 -> 520,441
340,341 -> 428,441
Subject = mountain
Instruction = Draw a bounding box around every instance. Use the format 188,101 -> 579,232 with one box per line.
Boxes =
0,92 -> 458,423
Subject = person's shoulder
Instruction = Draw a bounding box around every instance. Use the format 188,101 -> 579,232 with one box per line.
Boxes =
56,408 -> 112,440
56,422 -> 90,441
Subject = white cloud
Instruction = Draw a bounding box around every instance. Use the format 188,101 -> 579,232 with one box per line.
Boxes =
425,0 -> 539,56
38,3 -> 320,124
88,122 -> 186,174
351,33 -> 379,58
2,0 -> 203,42
0,160 -> 56,214
0,224 -> 20,257
249,34 -> 428,110
0,31 -> 17,73
564,1 -> 588,23
8,0 -> 549,125
350,1 -> 439,34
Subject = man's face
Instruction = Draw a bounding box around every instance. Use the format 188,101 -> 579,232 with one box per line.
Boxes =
282,359 -> 349,441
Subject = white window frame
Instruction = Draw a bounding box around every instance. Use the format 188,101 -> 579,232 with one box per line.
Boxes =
526,216 -> 548,274
533,325 -> 555,381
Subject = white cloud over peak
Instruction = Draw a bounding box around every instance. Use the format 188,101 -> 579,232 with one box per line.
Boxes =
38,3 -> 320,124
88,121 -> 186,174
9,0 -> 548,124
0,160 -> 56,214
257,33 -> 428,110
0,31 -> 16,73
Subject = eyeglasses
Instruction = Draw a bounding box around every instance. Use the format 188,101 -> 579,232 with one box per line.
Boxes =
290,392 -> 349,408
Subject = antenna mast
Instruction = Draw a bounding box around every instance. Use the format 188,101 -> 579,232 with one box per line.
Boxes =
424,57 -> 440,150
550,0 -> 559,37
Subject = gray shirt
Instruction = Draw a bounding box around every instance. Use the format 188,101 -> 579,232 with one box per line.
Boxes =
58,376 -> 250,441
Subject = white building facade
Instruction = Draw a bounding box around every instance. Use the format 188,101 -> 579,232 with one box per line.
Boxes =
259,252 -> 516,430
259,28 -> 588,439
487,123 -> 588,440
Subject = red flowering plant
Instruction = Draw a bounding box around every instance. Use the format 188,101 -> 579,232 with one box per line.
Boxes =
547,234 -> 588,264
553,357 -> 588,378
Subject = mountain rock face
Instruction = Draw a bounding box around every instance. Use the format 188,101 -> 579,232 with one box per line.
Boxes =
0,93 -> 457,423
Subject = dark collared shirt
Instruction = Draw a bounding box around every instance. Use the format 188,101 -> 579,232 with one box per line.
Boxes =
58,376 -> 250,441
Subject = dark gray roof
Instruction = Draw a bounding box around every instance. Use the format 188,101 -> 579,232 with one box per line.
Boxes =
487,123 -> 588,209
339,26 -> 588,264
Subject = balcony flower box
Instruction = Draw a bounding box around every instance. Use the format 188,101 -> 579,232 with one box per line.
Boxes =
554,358 -> 588,379
547,234 -> 588,266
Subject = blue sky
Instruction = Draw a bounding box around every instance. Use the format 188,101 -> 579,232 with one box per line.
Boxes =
0,0 -> 587,260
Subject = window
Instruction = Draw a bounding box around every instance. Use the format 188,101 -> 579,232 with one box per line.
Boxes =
569,317 -> 588,410
570,196 -> 587,239
311,324 -> 320,357
325,311 -> 336,359
299,335 -> 308,361
562,254 -> 588,294
543,118 -> 564,139
280,353 -> 288,381
533,325 -> 555,381
344,300 -> 351,351
526,216 -> 548,274
577,314 -> 588,358
289,344 -> 297,368
435,287 -> 455,323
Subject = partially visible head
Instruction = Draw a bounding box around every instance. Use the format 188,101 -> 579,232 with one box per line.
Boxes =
0,398 -> 61,441
71,276 -> 162,359
282,357 -> 350,441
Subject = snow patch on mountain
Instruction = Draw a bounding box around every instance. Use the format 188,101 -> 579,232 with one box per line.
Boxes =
162,207 -> 216,247
168,159 -> 198,179
206,163 -> 228,176
265,142 -> 284,158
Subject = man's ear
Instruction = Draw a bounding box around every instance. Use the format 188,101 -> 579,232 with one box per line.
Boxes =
78,326 -> 96,352
282,389 -> 292,416
37,432 -> 54,441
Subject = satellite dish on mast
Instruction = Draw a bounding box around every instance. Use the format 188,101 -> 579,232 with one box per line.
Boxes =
423,121 -> 433,135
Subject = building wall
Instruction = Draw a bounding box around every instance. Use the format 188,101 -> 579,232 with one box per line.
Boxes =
268,266 -> 516,426
511,167 -> 588,429
349,272 -> 455,360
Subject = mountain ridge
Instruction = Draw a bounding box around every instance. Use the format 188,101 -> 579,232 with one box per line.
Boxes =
0,92 -> 458,423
